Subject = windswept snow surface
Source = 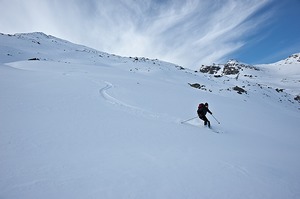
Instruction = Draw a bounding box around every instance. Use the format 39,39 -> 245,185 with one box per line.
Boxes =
1,33 -> 300,199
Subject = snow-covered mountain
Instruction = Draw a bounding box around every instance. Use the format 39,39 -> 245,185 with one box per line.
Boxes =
275,53 -> 300,65
199,58 -> 300,101
1,32 -> 300,199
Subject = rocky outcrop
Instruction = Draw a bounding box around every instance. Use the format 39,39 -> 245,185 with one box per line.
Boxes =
199,59 -> 259,76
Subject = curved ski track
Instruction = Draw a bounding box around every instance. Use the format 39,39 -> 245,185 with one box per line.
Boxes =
99,81 -> 160,119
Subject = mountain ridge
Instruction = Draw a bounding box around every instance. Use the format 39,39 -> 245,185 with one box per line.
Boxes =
2,32 -> 299,67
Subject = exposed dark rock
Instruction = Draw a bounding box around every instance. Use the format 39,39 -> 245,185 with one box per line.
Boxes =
233,86 -> 247,94
214,75 -> 222,78
189,83 -> 201,88
188,83 -> 206,90
275,88 -> 284,93
28,58 -> 40,61
223,65 -> 240,75
199,65 -> 221,74
175,65 -> 185,70
199,59 -> 259,76
294,95 -> 300,103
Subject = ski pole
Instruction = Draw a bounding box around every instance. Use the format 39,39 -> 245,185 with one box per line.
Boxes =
181,116 -> 198,124
211,114 -> 220,124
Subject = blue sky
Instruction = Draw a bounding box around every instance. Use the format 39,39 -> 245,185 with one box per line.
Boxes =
1,0 -> 299,69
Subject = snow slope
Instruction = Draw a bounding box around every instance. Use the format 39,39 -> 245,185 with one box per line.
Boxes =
0,32 -> 300,199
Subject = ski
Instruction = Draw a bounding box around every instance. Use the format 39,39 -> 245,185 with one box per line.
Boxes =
181,120 -> 222,133
208,127 -> 221,133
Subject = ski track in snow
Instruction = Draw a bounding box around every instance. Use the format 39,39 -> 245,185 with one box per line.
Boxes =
98,81 -> 161,119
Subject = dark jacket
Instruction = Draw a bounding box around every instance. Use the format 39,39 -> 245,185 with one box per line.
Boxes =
197,106 -> 212,117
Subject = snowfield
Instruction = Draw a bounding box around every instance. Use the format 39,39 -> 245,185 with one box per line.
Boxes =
0,32 -> 300,199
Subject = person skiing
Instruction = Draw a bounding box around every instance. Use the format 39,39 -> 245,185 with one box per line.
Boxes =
197,103 -> 212,127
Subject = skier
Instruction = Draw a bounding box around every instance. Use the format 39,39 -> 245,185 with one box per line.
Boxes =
197,103 -> 212,127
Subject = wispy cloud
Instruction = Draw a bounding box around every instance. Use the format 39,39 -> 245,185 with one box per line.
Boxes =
0,0 -> 273,69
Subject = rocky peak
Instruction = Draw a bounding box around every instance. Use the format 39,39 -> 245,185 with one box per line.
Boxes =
283,53 -> 300,64
199,59 -> 259,76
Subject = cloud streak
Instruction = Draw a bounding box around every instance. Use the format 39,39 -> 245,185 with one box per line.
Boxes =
0,0 -> 273,69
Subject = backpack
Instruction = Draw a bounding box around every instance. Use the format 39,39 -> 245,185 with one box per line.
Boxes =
198,103 -> 204,111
